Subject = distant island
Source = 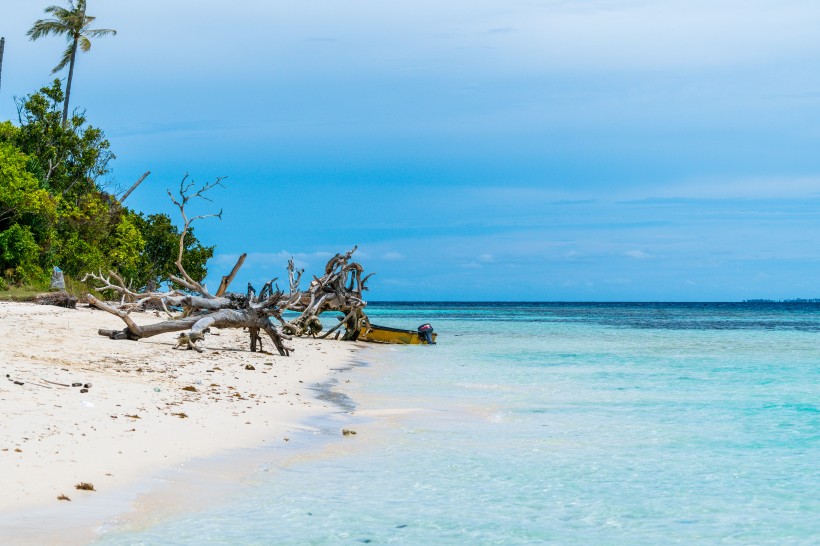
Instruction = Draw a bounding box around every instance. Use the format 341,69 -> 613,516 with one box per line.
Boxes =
743,298 -> 820,303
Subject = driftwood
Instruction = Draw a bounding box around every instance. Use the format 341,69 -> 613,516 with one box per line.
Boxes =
83,176 -> 373,355
35,291 -> 77,309
88,292 -> 295,354
216,253 -> 247,297
282,249 -> 372,341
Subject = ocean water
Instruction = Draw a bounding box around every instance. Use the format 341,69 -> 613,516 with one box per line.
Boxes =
97,303 -> 820,545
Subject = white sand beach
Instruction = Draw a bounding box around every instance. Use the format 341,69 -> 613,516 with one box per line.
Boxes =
0,301 -> 359,544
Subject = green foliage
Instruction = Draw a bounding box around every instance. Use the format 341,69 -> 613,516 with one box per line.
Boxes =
131,212 -> 214,290
0,81 -> 216,291
0,224 -> 43,282
0,140 -> 57,223
109,212 -> 146,282
0,121 -> 19,142
0,140 -> 57,283
14,80 -> 114,200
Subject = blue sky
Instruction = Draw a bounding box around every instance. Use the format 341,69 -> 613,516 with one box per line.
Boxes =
3,0 -> 820,300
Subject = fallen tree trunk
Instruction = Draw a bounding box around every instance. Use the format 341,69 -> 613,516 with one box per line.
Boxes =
84,177 -> 372,357
88,295 -> 293,354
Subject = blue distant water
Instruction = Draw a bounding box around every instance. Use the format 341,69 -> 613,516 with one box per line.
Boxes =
97,303 -> 820,545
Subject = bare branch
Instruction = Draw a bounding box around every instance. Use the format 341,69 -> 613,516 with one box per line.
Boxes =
215,253 -> 247,297
167,174 -> 227,297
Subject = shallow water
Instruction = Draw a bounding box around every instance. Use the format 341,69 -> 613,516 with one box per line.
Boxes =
97,303 -> 820,545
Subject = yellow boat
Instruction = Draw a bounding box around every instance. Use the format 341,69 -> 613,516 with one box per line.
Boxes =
358,324 -> 437,345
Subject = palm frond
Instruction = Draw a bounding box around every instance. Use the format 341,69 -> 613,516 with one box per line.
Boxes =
29,0 -> 116,77
43,6 -> 73,19
53,42 -> 74,73
27,19 -> 70,40
86,28 -> 116,38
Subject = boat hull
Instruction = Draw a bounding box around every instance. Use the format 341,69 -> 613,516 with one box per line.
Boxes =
358,324 -> 437,345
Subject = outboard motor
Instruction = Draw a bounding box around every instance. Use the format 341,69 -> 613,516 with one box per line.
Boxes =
418,323 -> 435,344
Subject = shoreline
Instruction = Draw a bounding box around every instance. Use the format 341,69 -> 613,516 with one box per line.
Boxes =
0,301 -> 362,544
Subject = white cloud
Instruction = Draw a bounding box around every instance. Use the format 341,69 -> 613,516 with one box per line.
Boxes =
624,250 -> 650,259
649,176 -> 820,200
211,250 -> 334,272
382,251 -> 404,261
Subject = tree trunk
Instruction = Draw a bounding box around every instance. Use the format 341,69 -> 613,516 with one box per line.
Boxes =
88,295 -> 294,355
120,171 -> 151,203
62,35 -> 78,126
0,37 -> 6,94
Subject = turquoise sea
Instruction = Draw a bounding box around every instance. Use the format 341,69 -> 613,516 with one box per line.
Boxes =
97,303 -> 819,545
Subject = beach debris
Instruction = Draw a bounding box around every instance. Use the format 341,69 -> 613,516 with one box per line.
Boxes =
342,429 -> 357,436
74,482 -> 95,491
50,266 -> 66,291
71,383 -> 82,387
35,290 -> 76,309
182,386 -> 197,392
14,448 -> 22,452
83,180 -> 372,355
174,332 -> 206,352
124,414 -> 141,419
245,364 -> 255,370
80,388 -> 88,393
42,379 -> 70,387
82,177 -> 294,356
171,412 -> 188,419
57,494 -> 71,501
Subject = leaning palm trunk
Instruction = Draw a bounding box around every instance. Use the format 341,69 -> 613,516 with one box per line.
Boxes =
27,1 -> 117,126
62,35 -> 78,125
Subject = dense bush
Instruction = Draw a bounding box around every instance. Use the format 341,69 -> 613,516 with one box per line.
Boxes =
0,81 -> 214,290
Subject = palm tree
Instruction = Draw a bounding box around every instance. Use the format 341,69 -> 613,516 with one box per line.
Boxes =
27,1 -> 116,125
